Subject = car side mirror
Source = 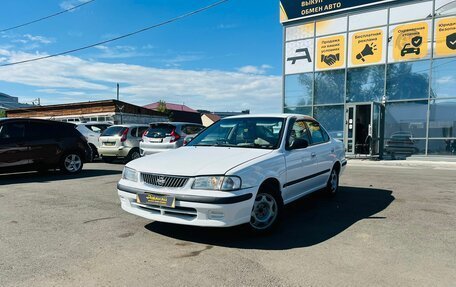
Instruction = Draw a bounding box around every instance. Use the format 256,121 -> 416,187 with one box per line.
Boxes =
290,138 -> 309,150
183,136 -> 194,146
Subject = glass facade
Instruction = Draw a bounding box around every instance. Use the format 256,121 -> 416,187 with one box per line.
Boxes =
283,0 -> 456,158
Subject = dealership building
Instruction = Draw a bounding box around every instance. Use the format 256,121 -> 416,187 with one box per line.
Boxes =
281,0 -> 456,159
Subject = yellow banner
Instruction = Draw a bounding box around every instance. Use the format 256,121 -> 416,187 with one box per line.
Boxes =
351,29 -> 383,66
393,22 -> 428,61
317,35 -> 345,69
435,17 -> 456,57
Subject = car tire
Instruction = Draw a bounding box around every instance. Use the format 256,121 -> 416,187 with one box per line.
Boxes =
88,143 -> 98,160
325,167 -> 339,196
125,149 -> 141,163
102,156 -> 115,163
60,153 -> 83,174
248,187 -> 283,234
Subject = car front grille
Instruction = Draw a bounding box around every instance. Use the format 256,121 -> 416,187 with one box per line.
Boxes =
141,173 -> 189,188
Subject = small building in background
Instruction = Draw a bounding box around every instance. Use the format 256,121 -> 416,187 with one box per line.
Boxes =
6,100 -> 167,124
201,113 -> 221,127
143,102 -> 202,124
0,92 -> 31,110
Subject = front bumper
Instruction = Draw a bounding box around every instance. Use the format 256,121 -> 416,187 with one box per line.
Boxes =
117,183 -> 255,227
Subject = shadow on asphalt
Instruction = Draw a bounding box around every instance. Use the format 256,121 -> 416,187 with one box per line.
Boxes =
145,186 -> 394,250
0,168 -> 122,185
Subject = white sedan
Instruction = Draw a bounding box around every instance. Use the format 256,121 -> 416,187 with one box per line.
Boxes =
117,114 -> 346,233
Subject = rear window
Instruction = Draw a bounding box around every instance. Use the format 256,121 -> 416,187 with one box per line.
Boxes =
101,126 -> 126,136
85,124 -> 110,133
145,124 -> 175,138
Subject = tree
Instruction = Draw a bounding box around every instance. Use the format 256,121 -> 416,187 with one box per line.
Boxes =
156,100 -> 174,121
0,109 -> 5,118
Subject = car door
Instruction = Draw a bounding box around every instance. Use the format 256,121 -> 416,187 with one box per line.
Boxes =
282,118 -> 320,203
306,121 -> 333,188
26,121 -> 60,166
0,121 -> 30,170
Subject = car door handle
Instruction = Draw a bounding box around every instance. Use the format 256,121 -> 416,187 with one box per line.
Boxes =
311,152 -> 316,158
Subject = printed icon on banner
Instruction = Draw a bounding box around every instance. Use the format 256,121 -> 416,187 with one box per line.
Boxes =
393,22 -> 428,61
400,36 -> 423,57
356,43 -> 377,62
321,53 -> 340,66
447,32 -> 456,50
287,48 -> 312,64
317,35 -> 345,69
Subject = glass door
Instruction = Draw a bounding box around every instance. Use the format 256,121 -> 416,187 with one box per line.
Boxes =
345,105 -> 355,155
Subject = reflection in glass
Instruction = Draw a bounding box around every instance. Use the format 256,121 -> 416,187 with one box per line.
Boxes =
313,105 -> 344,134
429,99 -> 456,138
434,0 -> 456,16
384,137 -> 426,159
389,1 -> 433,24
284,74 -> 313,107
349,9 -> 387,31
431,58 -> 456,98
314,70 -> 345,104
385,101 -> 428,138
386,61 -> 430,100
347,65 -> 385,102
286,23 -> 314,41
428,139 -> 456,155
284,106 -> 312,116
316,16 -> 347,36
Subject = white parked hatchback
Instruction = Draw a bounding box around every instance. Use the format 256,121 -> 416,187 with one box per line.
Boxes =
117,114 -> 346,233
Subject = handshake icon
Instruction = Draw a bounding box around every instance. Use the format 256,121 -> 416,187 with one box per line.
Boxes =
321,53 -> 340,66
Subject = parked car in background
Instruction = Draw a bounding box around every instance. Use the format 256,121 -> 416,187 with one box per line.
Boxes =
385,131 -> 420,159
98,124 -> 148,163
0,118 -> 91,174
117,114 -> 346,233
140,122 -> 204,156
76,122 -> 111,159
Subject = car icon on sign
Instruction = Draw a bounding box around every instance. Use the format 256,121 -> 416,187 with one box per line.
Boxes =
401,43 -> 420,57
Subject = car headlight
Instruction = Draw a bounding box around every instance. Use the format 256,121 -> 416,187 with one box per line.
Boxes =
192,176 -> 241,191
122,167 -> 138,182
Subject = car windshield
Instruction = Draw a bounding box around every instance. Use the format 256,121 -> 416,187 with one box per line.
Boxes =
101,126 -> 126,136
188,117 -> 285,149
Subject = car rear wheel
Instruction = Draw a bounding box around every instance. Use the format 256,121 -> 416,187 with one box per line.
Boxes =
126,149 -> 140,163
249,190 -> 282,233
60,153 -> 83,174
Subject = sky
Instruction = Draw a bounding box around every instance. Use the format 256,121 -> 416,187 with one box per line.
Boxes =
0,0 -> 283,113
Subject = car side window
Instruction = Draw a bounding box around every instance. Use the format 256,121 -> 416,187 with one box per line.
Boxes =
130,127 -> 138,137
27,122 -> 55,140
0,122 -> 26,140
287,120 -> 311,147
307,121 -> 327,145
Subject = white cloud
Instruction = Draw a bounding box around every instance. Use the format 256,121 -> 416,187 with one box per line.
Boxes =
436,76 -> 453,84
93,45 -> 147,59
237,64 -> 273,75
59,0 -> 86,10
0,49 -> 282,113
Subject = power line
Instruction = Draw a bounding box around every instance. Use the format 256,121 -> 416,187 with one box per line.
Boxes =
0,0 -> 96,33
0,0 -> 228,67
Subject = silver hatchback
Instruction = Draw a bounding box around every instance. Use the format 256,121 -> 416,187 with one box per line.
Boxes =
140,122 -> 204,156
98,124 -> 149,163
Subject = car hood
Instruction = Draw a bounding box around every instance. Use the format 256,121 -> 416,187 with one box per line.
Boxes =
127,146 -> 273,176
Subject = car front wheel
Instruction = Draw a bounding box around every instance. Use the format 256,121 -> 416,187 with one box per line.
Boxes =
60,153 -> 83,174
249,190 -> 282,233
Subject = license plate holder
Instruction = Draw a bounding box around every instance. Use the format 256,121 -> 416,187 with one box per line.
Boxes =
149,138 -> 163,143
136,193 -> 175,208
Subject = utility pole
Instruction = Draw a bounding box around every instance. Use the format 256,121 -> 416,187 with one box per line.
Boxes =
116,83 -> 120,101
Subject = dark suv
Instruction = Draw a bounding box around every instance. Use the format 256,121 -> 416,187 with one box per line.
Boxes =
0,118 -> 91,174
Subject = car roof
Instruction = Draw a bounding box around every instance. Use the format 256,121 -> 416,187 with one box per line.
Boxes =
149,122 -> 203,126
77,122 -> 112,125
224,113 -> 316,121
0,118 -> 75,127
107,124 -> 148,128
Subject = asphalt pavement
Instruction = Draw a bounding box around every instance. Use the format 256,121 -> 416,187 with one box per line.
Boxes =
0,161 -> 455,287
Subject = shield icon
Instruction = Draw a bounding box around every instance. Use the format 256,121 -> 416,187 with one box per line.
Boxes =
411,36 -> 423,47
446,32 -> 456,50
